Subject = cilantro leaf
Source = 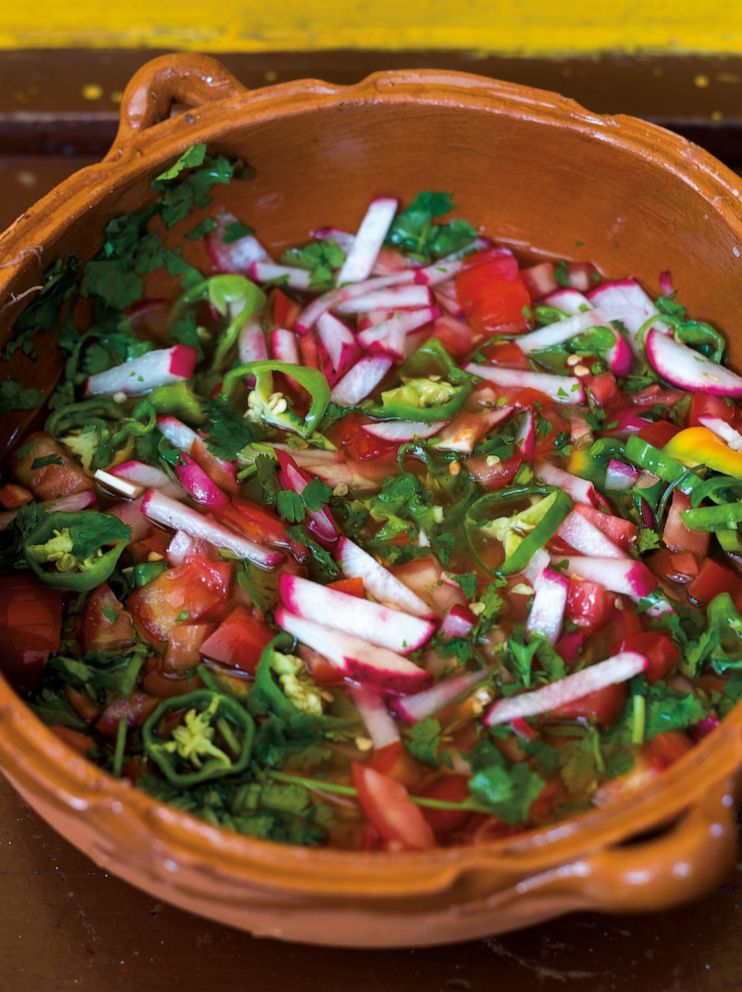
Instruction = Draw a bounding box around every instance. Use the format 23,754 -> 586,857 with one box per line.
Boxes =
637,527 -> 662,554
67,513 -> 132,559
405,717 -> 444,766
385,192 -> 476,263
202,397 -> 259,460
157,153 -> 240,228
5,256 -> 80,359
152,144 -> 208,184
31,454 -> 64,469
301,478 -> 332,512
0,377 -> 41,415
452,571 -> 478,600
559,730 -> 603,795
469,761 -> 545,826
186,217 -> 218,241
255,453 -> 279,505
222,220 -> 254,244
276,489 -> 306,523
280,239 -> 346,291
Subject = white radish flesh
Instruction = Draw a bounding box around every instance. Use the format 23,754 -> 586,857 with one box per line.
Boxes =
336,198 -> 398,284
361,420 -> 444,442
557,510 -> 627,559
350,686 -> 400,748
337,537 -> 434,619
330,354 -> 393,405
465,364 -> 585,405
84,345 -> 196,398
394,668 -> 490,724
645,328 -> 742,398
525,568 -> 569,643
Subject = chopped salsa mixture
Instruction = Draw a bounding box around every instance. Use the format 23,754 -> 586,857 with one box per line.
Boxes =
1,145 -> 742,851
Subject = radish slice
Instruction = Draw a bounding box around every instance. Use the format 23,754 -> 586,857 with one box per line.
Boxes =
173,454 -> 227,508
93,469 -> 143,500
357,306 -> 440,359
440,603 -> 476,639
313,227 -> 356,253
465,364 -> 584,405
526,567 -> 569,643
295,272 -> 414,332
141,489 -> 281,568
514,408 -> 536,461
534,460 -> 602,507
394,668 -> 490,724
435,282 -> 466,318
336,198 -> 398,285
605,459 -> 639,490
524,547 -> 550,585
275,450 -> 337,543
484,651 -> 647,726
697,416 -> 742,451
166,529 -> 215,566
274,607 -> 431,695
586,278 -> 662,356
205,211 -> 270,272
248,262 -> 313,290
156,415 -> 198,451
270,327 -> 300,364
362,420 -> 444,442
646,328 -> 742,398
42,491 -> 97,513
330,354 -> 393,405
316,312 -> 361,384
278,573 -> 435,655
557,510 -> 627,559
111,459 -> 182,498
109,494 -> 150,541
521,262 -> 559,300
517,309 -> 611,353
337,284 -> 432,315
238,320 -> 269,364
337,537 -> 434,619
350,686 -> 400,749
559,556 -> 658,598
435,407 -> 513,454
84,345 -> 197,398
540,288 -> 592,314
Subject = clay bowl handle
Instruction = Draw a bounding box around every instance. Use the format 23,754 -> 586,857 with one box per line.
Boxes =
110,53 -> 246,152
516,780 -> 736,913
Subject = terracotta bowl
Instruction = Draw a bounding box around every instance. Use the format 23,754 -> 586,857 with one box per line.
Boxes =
1,53 -> 742,948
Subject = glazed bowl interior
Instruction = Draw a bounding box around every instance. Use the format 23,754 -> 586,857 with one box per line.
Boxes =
1,63 -> 742,947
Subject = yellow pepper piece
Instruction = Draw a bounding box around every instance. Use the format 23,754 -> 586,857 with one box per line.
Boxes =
567,447 -> 591,476
663,427 -> 742,478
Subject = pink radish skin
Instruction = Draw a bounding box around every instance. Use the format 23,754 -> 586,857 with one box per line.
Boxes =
156,415 -> 198,451
166,530 -> 215,566
238,320 -> 269,364
535,459 -> 604,508
42,491 -> 97,513
697,416 -> 742,451
605,408 -> 654,438
337,537 -> 434,619
645,327 -> 742,397
295,272 -> 415,332
557,510 -> 627,559
394,668 -> 490,724
337,197 -> 398,284
465,363 -> 584,405
205,211 -> 270,272
313,227 -> 356,253
350,686 -> 400,749
275,450 -> 338,543
316,312 -> 361,384
270,328 -> 300,364
521,262 -> 559,300
484,651 -> 648,726
559,556 -> 658,597
84,345 -> 197,398
361,420 -> 444,443
413,259 -> 467,286
141,488 -> 282,568
110,460 -> 182,498
173,454 -> 227,508
278,573 -> 435,654
248,261 -> 312,290
517,309 -> 611,353
357,306 -> 440,358
514,409 -> 536,461
440,603 -> 476,639
541,288 -> 591,314
330,354 -> 393,405
337,284 -> 432,315
526,568 -> 569,643
274,607 -> 431,695
605,459 -> 640,490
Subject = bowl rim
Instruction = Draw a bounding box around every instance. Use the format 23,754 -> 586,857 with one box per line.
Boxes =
1,61 -> 742,897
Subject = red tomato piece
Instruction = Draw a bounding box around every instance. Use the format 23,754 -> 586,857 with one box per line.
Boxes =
127,556 -> 232,643
298,329 -> 320,370
662,491 -> 709,557
644,730 -> 694,771
552,683 -> 628,724
669,552 -> 699,579
271,287 -> 301,330
127,529 -> 169,564
619,631 -> 680,684
331,412 -> 399,462
565,579 -> 614,630
352,763 -> 436,851
688,560 -> 742,606
95,693 -> 159,738
0,483 -> 33,509
368,740 -> 427,790
636,420 -> 680,448
214,497 -> 293,550
478,340 -> 530,369
586,371 -> 621,407
689,392 -> 735,427
190,437 -> 239,496
418,775 -> 471,833
465,452 -> 522,491
455,248 -> 531,335
430,316 -> 475,359
81,583 -> 136,655
200,605 -> 274,674
10,431 -> 93,501
164,623 -> 215,672
327,577 -> 365,598
0,573 -> 62,692
142,657 -> 201,699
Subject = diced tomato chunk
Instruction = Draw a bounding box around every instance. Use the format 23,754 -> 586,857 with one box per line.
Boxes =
662,491 -> 709,557
669,552 -> 699,580
190,437 -> 239,495
586,371 -> 621,407
688,559 -> 742,607
565,579 -> 614,630
328,577 -> 365,598
95,693 -> 159,738
465,452 -> 522,491
455,248 -> 531,335
200,605 -> 273,674
127,556 -> 232,643
644,730 -> 694,770
10,431 -> 93,501
417,775 -> 471,833
636,420 -> 680,448
0,573 -> 62,692
0,483 -> 33,509
689,392 -> 735,427
352,762 -> 436,850
430,316 -> 475,359
331,412 -> 399,462
271,287 -> 301,330
81,583 -> 136,655
478,340 -> 530,369
619,631 -> 680,684
164,623 -> 215,672
552,682 -> 628,724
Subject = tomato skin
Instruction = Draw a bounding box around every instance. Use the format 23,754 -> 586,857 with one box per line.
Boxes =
0,483 -> 32,509
95,693 -> 159,738
331,412 -> 399,462
574,504 -> 637,549
418,775 -> 471,833
688,559 -> 742,607
271,287 -> 301,330
327,577 -> 365,598
552,683 -> 628,724
478,340 -> 530,369
214,497 -> 293,550
644,730 -> 694,771
368,740 -> 427,790
619,631 -> 680,684
637,420 -> 680,448
0,573 -> 62,692
585,371 -> 621,407
430,316 -> 475,359
81,583 -> 136,655
127,556 -> 232,643
164,623 -> 215,672
199,605 -> 274,674
352,762 -> 436,851
565,579 -> 614,630
662,491 -> 709,557
689,392 -> 734,427
10,431 -> 93,501
142,657 -> 201,699
455,249 -> 531,335
465,452 -> 522,491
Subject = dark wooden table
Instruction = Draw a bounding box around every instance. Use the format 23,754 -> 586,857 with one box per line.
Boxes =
2,50 -> 742,992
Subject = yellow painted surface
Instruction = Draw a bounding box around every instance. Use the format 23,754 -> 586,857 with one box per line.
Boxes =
2,1 -> 742,54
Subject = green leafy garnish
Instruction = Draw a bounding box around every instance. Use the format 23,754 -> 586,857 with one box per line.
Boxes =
385,192 -> 476,263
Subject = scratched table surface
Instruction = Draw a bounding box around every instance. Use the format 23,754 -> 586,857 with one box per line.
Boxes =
2,50 -> 742,992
